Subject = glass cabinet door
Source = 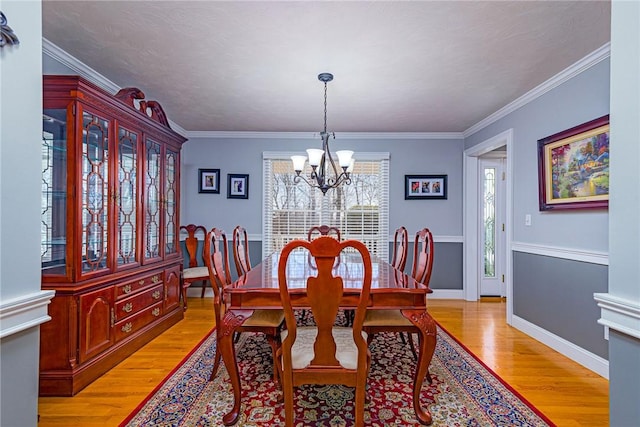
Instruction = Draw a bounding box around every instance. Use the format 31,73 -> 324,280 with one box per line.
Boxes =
115,125 -> 139,268
81,110 -> 110,274
42,109 -> 69,278
164,147 -> 178,256
144,139 -> 161,262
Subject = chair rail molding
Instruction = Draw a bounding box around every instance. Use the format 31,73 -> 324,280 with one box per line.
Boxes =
512,241 -> 609,265
0,290 -> 55,338
594,292 -> 640,341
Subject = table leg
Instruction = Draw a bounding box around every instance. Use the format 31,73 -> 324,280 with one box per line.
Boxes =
220,310 -> 252,426
401,309 -> 437,426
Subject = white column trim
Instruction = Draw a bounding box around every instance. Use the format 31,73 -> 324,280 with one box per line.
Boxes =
594,292 -> 640,341
0,290 -> 56,338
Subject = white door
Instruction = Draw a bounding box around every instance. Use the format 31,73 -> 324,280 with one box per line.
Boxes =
479,157 -> 506,297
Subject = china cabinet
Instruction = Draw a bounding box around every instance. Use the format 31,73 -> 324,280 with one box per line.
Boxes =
39,75 -> 186,395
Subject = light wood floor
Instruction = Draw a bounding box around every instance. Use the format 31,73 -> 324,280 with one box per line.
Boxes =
38,298 -> 609,426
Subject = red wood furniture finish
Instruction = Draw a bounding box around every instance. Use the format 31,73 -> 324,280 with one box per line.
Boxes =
391,226 -> 409,271
204,228 -> 283,382
364,227 -> 435,361
411,228 -> 435,291
232,225 -> 252,277
179,224 -> 208,309
276,237 -> 372,427
40,75 -> 187,396
219,250 -> 436,425
307,225 -> 342,240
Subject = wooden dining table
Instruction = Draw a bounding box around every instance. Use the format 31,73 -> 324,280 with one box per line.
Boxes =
217,249 -> 437,425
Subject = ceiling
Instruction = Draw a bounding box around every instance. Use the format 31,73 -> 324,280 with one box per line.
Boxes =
42,1 -> 611,134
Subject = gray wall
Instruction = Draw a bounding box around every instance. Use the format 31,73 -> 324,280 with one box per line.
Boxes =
465,59 -> 610,252
0,2 -> 45,426
513,252 -> 608,358
181,136 -> 464,238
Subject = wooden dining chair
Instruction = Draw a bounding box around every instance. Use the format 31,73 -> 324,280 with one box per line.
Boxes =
307,225 -> 341,241
232,225 -> 252,277
363,227 -> 435,363
204,227 -> 284,381
276,236 -> 372,427
391,226 -> 409,272
179,224 -> 209,310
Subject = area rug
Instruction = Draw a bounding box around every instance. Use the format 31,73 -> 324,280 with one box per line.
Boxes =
121,323 -> 555,426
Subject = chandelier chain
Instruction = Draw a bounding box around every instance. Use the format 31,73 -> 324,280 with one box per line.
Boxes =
323,81 -> 328,133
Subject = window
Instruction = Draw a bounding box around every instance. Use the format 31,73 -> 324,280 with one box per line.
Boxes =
263,152 -> 389,260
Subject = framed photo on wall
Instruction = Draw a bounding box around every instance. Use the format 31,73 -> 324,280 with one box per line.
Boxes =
537,115 -> 609,211
227,174 -> 249,199
405,175 -> 447,200
198,169 -> 220,194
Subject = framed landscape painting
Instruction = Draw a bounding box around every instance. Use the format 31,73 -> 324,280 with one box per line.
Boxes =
405,175 -> 447,200
538,115 -> 609,211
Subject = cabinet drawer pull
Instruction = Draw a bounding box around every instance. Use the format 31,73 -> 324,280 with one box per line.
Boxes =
152,308 -> 161,317
121,322 -> 133,333
123,284 -> 132,294
151,275 -> 160,283
122,302 -> 133,313
139,280 -> 145,285
152,290 -> 161,300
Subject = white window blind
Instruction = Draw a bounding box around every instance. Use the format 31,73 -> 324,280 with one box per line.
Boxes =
263,152 -> 389,260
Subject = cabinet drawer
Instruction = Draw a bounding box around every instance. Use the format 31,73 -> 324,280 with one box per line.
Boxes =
114,301 -> 164,342
115,273 -> 162,298
114,284 -> 164,322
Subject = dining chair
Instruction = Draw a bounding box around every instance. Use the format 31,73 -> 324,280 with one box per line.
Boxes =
179,224 -> 209,310
204,227 -> 284,381
232,225 -> 252,277
363,227 -> 434,364
276,236 -> 372,427
307,225 -> 341,241
391,226 -> 409,272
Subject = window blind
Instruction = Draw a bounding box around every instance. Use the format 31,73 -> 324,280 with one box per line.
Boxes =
263,152 -> 389,260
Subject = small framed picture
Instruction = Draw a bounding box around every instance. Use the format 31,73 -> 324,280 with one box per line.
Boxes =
198,169 -> 220,194
227,174 -> 249,199
405,175 -> 447,200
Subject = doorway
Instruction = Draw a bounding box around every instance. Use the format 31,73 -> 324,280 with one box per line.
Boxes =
478,155 -> 506,297
463,129 -> 513,324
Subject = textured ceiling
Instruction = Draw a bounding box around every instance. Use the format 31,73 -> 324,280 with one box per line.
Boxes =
42,1 -> 611,133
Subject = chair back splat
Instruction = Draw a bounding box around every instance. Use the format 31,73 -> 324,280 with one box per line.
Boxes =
307,225 -> 341,241
391,226 -> 409,272
179,224 -> 209,310
232,225 -> 252,277
277,236 -> 372,426
411,228 -> 434,291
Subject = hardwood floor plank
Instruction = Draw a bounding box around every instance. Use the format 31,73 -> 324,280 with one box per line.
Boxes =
38,298 -> 609,426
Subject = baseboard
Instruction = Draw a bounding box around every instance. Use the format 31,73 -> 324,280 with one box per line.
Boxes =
511,314 -> 609,379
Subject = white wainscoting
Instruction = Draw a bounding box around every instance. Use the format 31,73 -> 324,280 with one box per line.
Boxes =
0,290 -> 55,338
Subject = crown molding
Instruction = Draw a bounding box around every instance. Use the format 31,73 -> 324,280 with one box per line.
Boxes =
43,38 -> 188,137
463,42 -> 611,138
185,131 -> 463,140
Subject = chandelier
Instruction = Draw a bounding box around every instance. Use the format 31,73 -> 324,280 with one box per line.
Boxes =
291,73 -> 354,195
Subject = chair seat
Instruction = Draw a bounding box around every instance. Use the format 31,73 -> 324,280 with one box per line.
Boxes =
183,266 -> 209,279
281,326 -> 367,370
243,309 -> 285,327
363,309 -> 412,327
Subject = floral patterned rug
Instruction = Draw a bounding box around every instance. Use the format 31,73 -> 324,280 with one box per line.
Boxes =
121,321 -> 555,426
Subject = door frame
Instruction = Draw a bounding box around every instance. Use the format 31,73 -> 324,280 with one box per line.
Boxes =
463,129 -> 513,324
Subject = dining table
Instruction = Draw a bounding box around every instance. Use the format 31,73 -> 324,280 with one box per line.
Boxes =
217,249 -> 437,425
